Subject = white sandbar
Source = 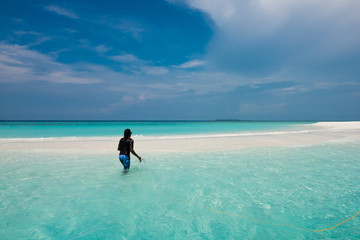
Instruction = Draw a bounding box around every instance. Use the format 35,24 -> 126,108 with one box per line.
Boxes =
1,122 -> 359,153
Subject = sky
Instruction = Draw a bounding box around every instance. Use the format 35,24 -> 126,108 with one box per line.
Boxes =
0,0 -> 359,120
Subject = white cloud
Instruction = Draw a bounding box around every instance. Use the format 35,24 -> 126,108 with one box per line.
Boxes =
13,30 -> 42,36
44,71 -> 100,84
97,95 -> 151,113
109,54 -> 169,76
12,30 -> 53,47
267,81 -> 360,96
27,36 -> 53,47
108,70 -> 259,96
106,70 -> 248,98
141,66 -> 169,76
44,5 -> 79,19
0,43 -> 100,84
110,54 -> 140,63
0,62 -> 33,82
184,0 -> 360,76
95,44 -> 112,53
158,0 -> 360,107
266,86 -> 311,96
97,17 -> 145,40
0,54 -> 23,64
173,59 -> 206,69
114,19 -> 145,40
186,0 -> 360,34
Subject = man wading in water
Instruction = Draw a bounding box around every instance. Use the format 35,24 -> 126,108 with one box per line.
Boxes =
118,129 -> 142,171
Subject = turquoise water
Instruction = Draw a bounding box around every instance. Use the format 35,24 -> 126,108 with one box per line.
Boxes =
0,122 -> 359,239
0,121 -> 312,138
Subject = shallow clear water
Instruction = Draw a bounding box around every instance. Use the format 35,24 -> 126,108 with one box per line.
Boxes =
1,140 -> 359,239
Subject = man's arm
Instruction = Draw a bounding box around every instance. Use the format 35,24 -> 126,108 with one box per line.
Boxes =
117,140 -> 121,151
130,145 -> 141,161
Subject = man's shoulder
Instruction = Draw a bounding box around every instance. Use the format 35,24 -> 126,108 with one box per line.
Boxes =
121,137 -> 133,142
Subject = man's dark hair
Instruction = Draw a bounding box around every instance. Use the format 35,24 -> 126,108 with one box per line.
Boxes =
124,129 -> 132,138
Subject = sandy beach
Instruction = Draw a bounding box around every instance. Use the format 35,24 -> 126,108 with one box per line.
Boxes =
1,122 -> 359,153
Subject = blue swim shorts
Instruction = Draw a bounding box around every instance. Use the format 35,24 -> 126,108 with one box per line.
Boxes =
119,155 -> 130,169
